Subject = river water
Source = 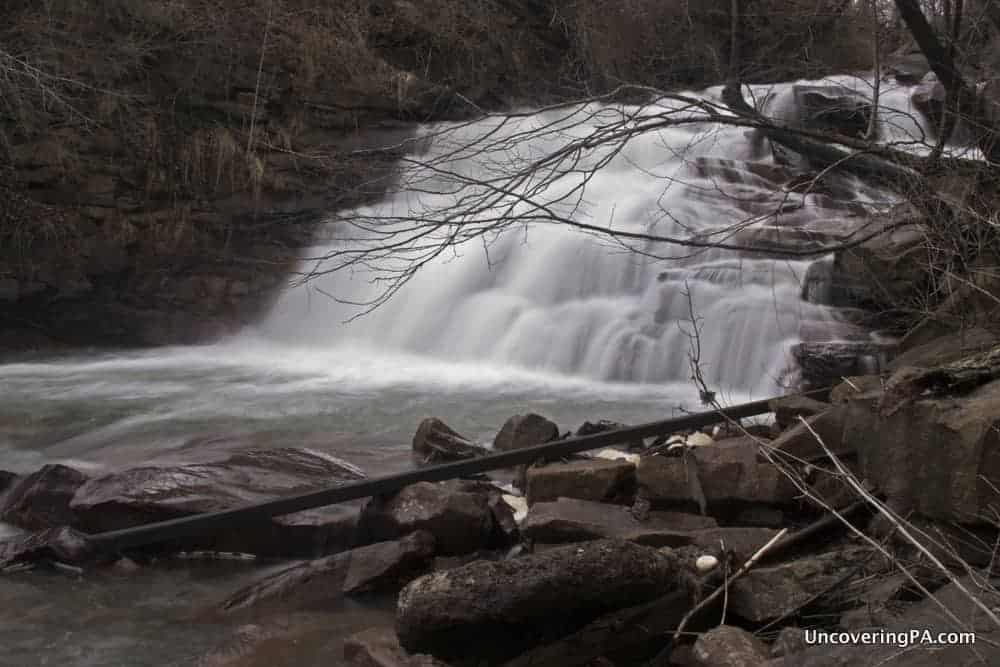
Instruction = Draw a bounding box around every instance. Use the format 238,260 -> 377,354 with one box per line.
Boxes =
1,75 -> 934,665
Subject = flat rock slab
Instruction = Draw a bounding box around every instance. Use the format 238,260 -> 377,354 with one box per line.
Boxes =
638,441 -> 797,510
730,548 -> 869,622
689,527 -> 781,564
396,539 -> 681,664
521,497 -> 715,547
359,481 -> 496,556
524,459 -> 635,505
69,448 -> 365,557
0,464 -> 89,530
344,627 -> 452,667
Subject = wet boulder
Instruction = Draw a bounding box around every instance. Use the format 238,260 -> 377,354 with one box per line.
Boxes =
69,448 -> 365,557
0,464 -> 89,530
493,414 -> 559,452
524,458 -> 636,505
521,497 -> 715,546
396,539 -> 682,663
412,418 -> 488,463
692,625 -> 770,667
344,627 -> 452,667
358,481 -> 495,556
0,526 -> 94,569
791,84 -> 873,139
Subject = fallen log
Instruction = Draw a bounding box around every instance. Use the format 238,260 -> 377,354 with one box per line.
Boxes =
79,388 -> 827,555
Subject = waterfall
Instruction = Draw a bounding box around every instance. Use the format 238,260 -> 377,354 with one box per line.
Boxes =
256,75 -> 935,397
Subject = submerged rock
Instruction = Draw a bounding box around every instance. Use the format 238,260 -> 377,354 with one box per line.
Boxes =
220,531 -> 435,613
0,526 -> 94,569
344,627 -> 452,667
493,414 -> 560,452
396,539 -> 682,663
358,481 -> 495,556
69,448 -> 365,556
0,464 -> 89,530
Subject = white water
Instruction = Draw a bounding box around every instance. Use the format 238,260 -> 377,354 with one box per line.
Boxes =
257,75 -> 933,396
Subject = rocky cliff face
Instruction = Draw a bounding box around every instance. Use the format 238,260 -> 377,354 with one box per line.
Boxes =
0,0 -> 871,351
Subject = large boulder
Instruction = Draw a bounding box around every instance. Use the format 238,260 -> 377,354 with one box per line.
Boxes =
845,376 -> 1000,525
0,464 -> 89,530
692,625 -> 770,667
520,497 -> 715,546
69,448 -> 365,556
358,481 -> 495,556
791,84 -> 873,139
396,539 -> 682,663
766,407 -> 853,463
493,414 -> 560,452
638,439 -> 797,512
829,224 -> 927,312
524,458 -> 636,505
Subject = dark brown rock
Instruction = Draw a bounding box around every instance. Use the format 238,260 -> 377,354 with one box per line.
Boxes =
359,481 -> 494,556
765,407 -> 853,463
0,470 -> 18,496
577,420 -> 644,450
638,440 -> 798,510
769,395 -> 831,431
521,497 -> 714,546
730,549 -> 868,623
493,414 -> 560,452
0,464 -> 89,530
769,627 -> 806,658
412,418 -> 488,463
396,539 -> 682,663
69,448 -> 365,556
344,627 -> 452,667
845,377 -> 1000,525
524,458 -> 636,505
692,625 -> 769,667
343,531 -> 436,596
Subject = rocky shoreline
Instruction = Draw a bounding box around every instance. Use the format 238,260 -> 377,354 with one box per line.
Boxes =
5,339 -> 1000,665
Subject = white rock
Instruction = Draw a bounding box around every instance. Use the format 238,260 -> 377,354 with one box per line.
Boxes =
685,432 -> 715,448
695,554 -> 719,573
593,449 -> 640,465
502,494 -> 529,523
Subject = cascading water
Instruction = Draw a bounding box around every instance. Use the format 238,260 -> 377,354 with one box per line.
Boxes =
256,75 -> 929,397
